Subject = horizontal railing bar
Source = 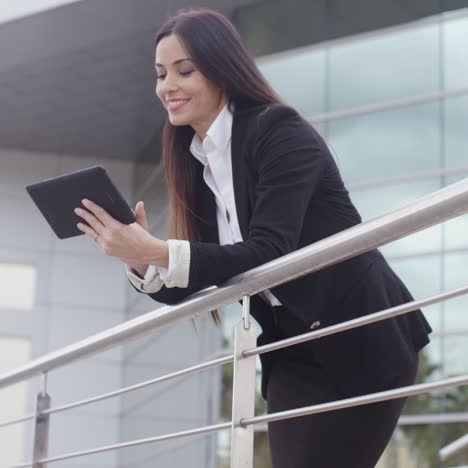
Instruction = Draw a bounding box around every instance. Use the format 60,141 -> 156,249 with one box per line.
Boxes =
241,374 -> 468,427
253,412 -> 468,432
41,354 -> 233,416
1,178 -> 468,389
243,285 -> 468,358
348,164 -> 468,191
0,413 -> 35,429
5,463 -> 31,468
309,84 -> 468,123
400,413 -> 468,425
7,422 -> 232,468
440,433 -> 468,461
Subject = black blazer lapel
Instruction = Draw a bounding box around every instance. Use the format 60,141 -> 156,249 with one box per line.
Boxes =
194,158 -> 219,244
231,107 -> 256,241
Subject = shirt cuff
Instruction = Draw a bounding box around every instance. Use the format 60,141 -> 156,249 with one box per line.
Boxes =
124,239 -> 190,292
125,264 -> 165,294
159,239 -> 191,288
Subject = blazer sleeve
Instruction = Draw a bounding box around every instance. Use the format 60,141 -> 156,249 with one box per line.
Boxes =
185,104 -> 328,290
130,281 -> 206,305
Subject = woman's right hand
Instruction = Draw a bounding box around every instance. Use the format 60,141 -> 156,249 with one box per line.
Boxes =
122,201 -> 150,277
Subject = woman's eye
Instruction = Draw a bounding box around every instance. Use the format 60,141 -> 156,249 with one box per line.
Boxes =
156,74 -> 166,80
179,70 -> 194,76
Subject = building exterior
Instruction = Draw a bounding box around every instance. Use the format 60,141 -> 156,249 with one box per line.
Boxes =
1,1 -> 468,467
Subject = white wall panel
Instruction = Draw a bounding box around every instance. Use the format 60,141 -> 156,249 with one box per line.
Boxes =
48,304 -> 125,362
0,195 -> 54,251
49,255 -> 127,311
48,411 -> 119,466
47,360 -> 122,415
0,150 -> 59,196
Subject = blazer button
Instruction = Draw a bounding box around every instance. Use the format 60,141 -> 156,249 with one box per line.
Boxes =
310,321 -> 321,330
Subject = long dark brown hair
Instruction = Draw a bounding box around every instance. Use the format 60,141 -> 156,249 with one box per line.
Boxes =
156,8 -> 282,323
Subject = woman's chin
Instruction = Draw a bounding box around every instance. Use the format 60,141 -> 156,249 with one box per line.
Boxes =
168,114 -> 190,126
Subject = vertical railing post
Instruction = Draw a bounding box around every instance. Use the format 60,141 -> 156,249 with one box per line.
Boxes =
32,372 -> 51,468
230,295 -> 257,468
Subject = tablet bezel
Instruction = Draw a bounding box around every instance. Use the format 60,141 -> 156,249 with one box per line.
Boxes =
26,165 -> 136,239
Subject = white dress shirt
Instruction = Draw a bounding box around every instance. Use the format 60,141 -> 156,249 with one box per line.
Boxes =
126,102 -> 282,306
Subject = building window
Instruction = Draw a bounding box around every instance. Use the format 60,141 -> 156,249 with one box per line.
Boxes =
0,264 -> 36,310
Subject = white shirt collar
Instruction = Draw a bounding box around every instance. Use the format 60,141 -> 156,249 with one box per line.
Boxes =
190,102 -> 233,165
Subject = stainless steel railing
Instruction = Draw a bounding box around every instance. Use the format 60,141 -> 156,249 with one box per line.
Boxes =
441,433 -> 468,462
2,177 -> 468,467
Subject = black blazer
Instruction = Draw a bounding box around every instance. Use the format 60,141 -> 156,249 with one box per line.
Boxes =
137,103 -> 432,398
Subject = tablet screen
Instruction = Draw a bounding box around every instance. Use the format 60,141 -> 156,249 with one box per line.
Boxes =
26,165 -> 136,239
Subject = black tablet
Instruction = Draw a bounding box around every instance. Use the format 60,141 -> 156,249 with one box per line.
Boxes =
26,165 -> 136,239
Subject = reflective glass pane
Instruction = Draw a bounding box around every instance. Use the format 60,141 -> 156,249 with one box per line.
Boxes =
349,179 -> 442,256
444,252 -> 468,331
445,95 -> 468,170
329,24 -> 440,110
221,302 -> 243,350
257,48 -> 327,116
444,14 -> 468,90
443,334 -> 468,376
418,335 -> 443,381
312,121 -> 327,138
234,0 -> 328,57
443,173 -> 468,250
328,102 -> 440,184
389,256 -> 442,334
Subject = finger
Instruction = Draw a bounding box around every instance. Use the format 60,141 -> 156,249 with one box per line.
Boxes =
82,199 -> 119,228
74,207 -> 104,234
135,201 -> 143,217
77,222 -> 100,241
135,201 -> 149,229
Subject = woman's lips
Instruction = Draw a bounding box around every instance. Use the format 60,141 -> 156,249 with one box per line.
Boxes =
167,99 -> 190,112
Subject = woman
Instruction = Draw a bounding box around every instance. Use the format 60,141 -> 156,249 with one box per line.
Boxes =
74,8 -> 432,467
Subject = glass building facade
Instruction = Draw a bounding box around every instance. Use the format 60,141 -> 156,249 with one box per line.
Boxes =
3,1 -> 466,466
219,6 -> 468,468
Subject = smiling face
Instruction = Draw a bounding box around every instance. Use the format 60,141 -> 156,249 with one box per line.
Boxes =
155,34 -> 228,138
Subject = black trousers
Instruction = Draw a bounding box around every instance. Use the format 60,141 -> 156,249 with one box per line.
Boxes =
265,306 -> 419,468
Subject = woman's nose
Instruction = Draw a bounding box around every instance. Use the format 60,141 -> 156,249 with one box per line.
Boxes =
161,74 -> 179,93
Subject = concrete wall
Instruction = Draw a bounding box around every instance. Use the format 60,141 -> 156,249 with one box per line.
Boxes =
0,149 -> 132,467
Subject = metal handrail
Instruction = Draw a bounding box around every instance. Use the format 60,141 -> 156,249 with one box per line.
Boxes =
3,284 -> 468,429
0,354 -> 232,428
3,177 -> 468,468
1,177 -> 468,390
440,434 -> 468,461
242,374 -> 468,428
401,414 -> 468,425
8,422 -> 232,468
0,413 -> 35,429
3,282 -> 468,444
243,285 -> 468,358
8,373 -> 468,467
41,353 -> 233,417
253,413 -> 468,433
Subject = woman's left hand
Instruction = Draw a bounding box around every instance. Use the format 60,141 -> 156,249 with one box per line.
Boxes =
74,199 -> 163,266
